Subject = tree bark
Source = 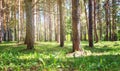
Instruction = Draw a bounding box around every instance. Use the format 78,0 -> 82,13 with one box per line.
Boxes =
0,0 -> 3,43
18,0 -> 21,43
58,0 -> 64,47
72,0 -> 81,52
98,0 -> 102,40
83,0 -> 89,34
112,0 -> 117,41
33,0 -> 38,42
93,0 -> 98,43
14,1 -> 17,41
48,0 -> 52,41
105,0 -> 109,41
24,0 -> 34,49
56,0 -> 60,43
88,0 -> 94,47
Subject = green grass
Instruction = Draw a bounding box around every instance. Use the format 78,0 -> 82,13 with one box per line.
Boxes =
0,41 -> 120,71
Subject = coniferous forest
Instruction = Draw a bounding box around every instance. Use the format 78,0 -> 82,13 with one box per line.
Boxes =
0,0 -> 120,71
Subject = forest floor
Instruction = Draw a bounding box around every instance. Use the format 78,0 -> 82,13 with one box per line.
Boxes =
0,41 -> 120,71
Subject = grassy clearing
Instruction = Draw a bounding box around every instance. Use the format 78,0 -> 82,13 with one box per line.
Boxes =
0,41 -> 120,71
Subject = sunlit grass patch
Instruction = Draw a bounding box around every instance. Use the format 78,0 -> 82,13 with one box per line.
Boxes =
0,41 -> 120,71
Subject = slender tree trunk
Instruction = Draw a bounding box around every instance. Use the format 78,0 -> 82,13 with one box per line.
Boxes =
5,2 -> 9,41
33,0 -> 37,42
20,3 -> 24,41
14,1 -> 17,41
83,0 -> 89,33
18,0 -> 21,43
3,0 -> 6,41
112,0 -> 117,41
88,0 -> 94,47
72,0 -> 81,52
48,0 -> 52,41
93,0 -> 98,43
98,0 -> 102,40
37,12 -> 41,41
58,0 -> 64,47
24,0 -> 34,49
3,8 -> 6,41
0,0 -> 3,43
105,0 -> 109,41
57,0 -> 60,43
43,1 -> 47,42
108,4 -> 112,41
54,13 -> 57,41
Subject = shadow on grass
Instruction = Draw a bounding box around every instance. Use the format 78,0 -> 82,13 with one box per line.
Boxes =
0,41 -> 120,71
0,42 -> 71,55
83,45 -> 120,53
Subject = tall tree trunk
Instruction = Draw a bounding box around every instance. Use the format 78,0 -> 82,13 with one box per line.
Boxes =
14,1 -> 17,41
48,0 -> 52,41
83,0 -> 88,41
24,0 -> 34,49
105,0 -> 109,41
108,4 -> 112,41
3,8 -> 6,41
112,0 -> 117,41
18,0 -> 21,43
56,0 -> 60,43
88,0 -> 94,47
5,2 -> 9,41
58,0 -> 64,47
93,0 -> 98,43
98,0 -> 102,40
3,0 -> 6,41
43,0 -> 47,42
33,0 -> 37,42
83,0 -> 89,34
72,0 -> 81,52
20,2 -> 24,41
0,0 -> 3,43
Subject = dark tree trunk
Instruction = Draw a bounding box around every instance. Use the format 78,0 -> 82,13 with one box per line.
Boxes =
112,0 -> 117,41
72,0 -> 81,52
105,0 -> 109,41
58,0 -> 64,47
24,0 -> 34,49
88,0 -> 94,47
93,0 -> 98,43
